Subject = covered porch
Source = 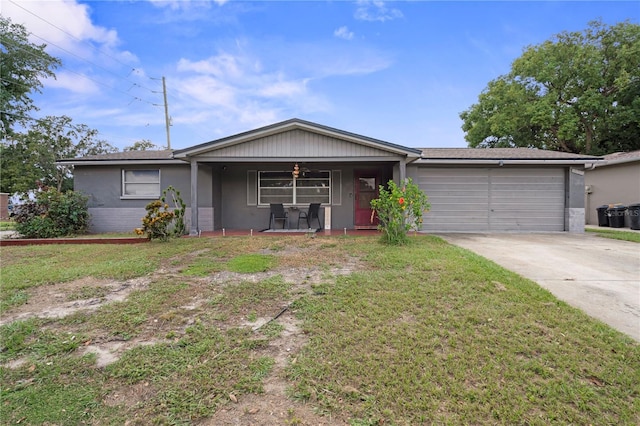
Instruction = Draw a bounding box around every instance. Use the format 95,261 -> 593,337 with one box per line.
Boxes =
172,119 -> 421,235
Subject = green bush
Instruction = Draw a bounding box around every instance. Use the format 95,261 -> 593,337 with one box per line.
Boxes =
370,178 -> 430,245
14,189 -> 90,238
134,186 -> 187,241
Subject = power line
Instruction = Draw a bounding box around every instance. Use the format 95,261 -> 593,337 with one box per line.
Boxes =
1,109 -> 162,148
1,37 -> 160,107
6,0 -> 157,94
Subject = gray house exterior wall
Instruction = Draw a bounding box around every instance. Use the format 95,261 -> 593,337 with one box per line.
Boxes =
585,158 -> 640,227
74,164 -> 215,233
204,162 -> 393,231
62,120 -> 600,235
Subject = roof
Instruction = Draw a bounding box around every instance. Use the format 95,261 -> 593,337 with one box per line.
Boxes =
415,147 -> 602,165
57,122 -> 606,167
172,118 -> 423,159
57,149 -> 182,166
599,150 -> 640,167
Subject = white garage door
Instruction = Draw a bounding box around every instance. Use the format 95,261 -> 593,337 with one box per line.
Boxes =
418,168 -> 566,232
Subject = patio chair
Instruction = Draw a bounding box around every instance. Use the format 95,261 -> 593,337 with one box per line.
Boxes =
297,203 -> 322,229
268,203 -> 289,229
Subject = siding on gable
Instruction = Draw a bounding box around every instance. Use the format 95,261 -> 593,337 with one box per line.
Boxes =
196,129 -> 394,158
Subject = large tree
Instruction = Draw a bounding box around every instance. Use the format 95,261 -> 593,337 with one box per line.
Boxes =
460,20 -> 640,155
0,115 -> 117,193
124,139 -> 162,151
0,16 -> 61,137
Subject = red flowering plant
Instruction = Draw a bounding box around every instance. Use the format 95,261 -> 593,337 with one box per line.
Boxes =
370,178 -> 430,245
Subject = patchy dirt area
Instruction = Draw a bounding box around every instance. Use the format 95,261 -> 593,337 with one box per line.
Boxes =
0,277 -> 151,327
1,244 -> 363,425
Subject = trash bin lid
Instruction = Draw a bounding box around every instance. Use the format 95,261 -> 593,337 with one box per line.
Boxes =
607,205 -> 627,211
628,203 -> 640,208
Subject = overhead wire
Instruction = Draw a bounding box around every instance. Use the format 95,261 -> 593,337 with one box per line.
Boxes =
7,0 -> 158,94
2,3 -> 201,147
1,37 -> 161,108
0,109 -> 152,147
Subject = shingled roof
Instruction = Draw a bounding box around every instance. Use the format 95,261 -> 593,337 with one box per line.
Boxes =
601,150 -> 640,166
419,147 -> 600,160
58,149 -> 180,165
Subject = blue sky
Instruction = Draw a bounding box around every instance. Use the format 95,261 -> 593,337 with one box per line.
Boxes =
3,0 -> 638,150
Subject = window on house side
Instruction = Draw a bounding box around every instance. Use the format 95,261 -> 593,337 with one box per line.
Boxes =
258,170 -> 330,205
122,169 -> 161,198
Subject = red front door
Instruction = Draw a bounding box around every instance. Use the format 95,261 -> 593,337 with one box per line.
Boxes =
354,171 -> 380,229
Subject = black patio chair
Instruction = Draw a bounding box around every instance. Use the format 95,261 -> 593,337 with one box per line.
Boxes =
297,203 -> 322,229
268,203 -> 289,229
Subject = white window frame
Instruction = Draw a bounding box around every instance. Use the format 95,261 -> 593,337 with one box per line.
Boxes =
257,170 -> 331,206
121,169 -> 161,199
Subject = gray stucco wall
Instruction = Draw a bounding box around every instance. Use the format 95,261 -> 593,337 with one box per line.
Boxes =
74,164 -> 214,233
565,168 -> 586,233
585,161 -> 640,227
210,162 -> 393,231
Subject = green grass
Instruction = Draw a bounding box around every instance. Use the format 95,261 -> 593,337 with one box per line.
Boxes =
1,236 -> 638,425
586,227 -> 640,242
286,238 -> 639,425
0,220 -> 16,231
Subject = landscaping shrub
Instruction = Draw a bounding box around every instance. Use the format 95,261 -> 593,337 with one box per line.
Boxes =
135,186 -> 187,241
13,189 -> 90,238
371,178 -> 430,245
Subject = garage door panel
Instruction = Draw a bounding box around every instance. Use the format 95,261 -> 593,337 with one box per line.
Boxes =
490,168 -> 565,232
419,167 -> 565,232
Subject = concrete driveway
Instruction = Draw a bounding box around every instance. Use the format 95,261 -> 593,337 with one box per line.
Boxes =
439,233 -> 640,341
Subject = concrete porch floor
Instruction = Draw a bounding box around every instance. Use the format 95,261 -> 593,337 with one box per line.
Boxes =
194,229 -> 382,237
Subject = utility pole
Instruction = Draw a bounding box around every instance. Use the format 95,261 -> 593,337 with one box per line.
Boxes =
162,76 -> 171,149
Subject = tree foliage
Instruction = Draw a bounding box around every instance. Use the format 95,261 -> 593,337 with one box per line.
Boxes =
124,139 -> 162,151
0,116 -> 117,194
0,16 -> 61,137
460,20 -> 640,155
13,188 -> 90,238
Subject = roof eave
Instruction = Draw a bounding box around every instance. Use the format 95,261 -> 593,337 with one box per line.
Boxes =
57,159 -> 185,166
414,159 -> 605,165
595,157 -> 640,167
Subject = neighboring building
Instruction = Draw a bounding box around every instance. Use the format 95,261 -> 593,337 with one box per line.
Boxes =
58,119 -> 601,234
585,150 -> 640,227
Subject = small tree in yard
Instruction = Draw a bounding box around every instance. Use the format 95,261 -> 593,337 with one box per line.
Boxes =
135,186 -> 187,241
371,178 -> 430,245
13,189 -> 90,238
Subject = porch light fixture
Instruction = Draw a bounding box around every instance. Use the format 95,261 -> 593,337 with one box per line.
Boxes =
292,163 -> 300,179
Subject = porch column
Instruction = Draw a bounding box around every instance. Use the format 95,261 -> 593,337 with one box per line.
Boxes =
189,159 -> 199,236
398,158 -> 407,183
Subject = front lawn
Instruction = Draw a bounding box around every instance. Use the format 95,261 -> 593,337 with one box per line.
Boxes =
1,236 -> 637,425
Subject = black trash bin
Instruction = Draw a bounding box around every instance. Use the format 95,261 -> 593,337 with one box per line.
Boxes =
607,205 -> 627,228
628,203 -> 640,230
596,205 -> 609,227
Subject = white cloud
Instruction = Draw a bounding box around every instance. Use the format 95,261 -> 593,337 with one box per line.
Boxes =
258,78 -> 309,98
177,54 -> 244,79
147,0 -> 228,10
334,26 -> 354,40
43,71 -> 100,94
174,75 -> 237,107
355,0 -> 403,22
2,0 -> 137,65
171,49 -> 330,131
